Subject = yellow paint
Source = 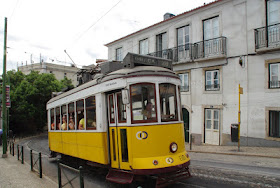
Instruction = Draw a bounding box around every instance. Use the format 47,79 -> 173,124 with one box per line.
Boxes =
129,123 -> 189,170
108,123 -> 189,170
49,123 -> 190,171
48,132 -> 109,164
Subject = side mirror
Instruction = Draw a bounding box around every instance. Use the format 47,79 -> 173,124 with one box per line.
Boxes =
122,89 -> 129,105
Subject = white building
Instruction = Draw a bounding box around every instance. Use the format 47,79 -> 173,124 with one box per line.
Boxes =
18,62 -> 80,87
105,0 -> 280,146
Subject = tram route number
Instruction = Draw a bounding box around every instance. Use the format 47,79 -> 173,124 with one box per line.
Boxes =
179,154 -> 187,161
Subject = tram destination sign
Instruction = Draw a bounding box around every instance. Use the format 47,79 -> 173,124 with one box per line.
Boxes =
123,53 -> 172,70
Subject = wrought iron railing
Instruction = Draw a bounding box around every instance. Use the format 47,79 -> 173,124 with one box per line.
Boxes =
180,85 -> 189,92
269,80 -> 280,88
255,23 -> 280,50
192,37 -> 227,59
205,84 -> 220,91
148,37 -> 226,62
148,44 -> 192,62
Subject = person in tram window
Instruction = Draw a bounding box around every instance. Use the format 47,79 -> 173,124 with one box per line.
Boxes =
51,122 -> 55,130
68,115 -> 75,130
78,118 -> 85,130
61,115 -> 67,130
143,102 -> 153,120
78,111 -> 85,130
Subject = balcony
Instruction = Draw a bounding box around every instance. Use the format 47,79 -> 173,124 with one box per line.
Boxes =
148,44 -> 192,63
180,85 -> 189,92
255,23 -> 280,51
269,80 -> 280,89
205,84 -> 220,91
148,37 -> 227,63
192,37 -> 227,60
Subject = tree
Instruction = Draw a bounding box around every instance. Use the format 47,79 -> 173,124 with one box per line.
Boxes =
59,77 -> 74,91
6,70 -> 70,135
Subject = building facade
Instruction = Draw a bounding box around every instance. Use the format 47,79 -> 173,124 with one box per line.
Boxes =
105,0 -> 280,146
18,62 -> 80,86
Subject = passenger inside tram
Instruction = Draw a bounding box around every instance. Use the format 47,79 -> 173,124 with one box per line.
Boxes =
68,115 -> 75,130
61,115 -> 67,130
78,115 -> 85,130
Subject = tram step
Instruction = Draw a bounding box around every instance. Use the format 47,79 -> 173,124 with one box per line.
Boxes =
106,169 -> 134,184
156,167 -> 191,188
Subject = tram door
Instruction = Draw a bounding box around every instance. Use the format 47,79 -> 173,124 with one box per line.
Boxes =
108,92 -> 130,170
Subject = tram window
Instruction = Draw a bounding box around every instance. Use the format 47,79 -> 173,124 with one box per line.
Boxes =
61,105 -> 67,130
50,108 -> 55,130
68,102 -> 75,130
130,83 -> 157,123
109,94 -> 115,124
117,92 -> 126,123
55,107 -> 61,130
76,99 -> 85,130
86,96 -> 96,130
159,83 -> 178,122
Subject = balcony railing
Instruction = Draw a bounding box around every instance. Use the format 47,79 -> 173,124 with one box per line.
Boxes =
180,85 -> 189,92
255,23 -> 280,50
192,37 -> 227,59
148,37 -> 227,62
269,80 -> 280,89
205,84 -> 220,91
148,44 -> 192,62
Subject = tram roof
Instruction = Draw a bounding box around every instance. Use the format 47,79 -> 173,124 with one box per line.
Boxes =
47,66 -> 178,104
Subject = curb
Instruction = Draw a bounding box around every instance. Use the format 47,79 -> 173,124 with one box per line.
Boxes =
188,150 -> 280,159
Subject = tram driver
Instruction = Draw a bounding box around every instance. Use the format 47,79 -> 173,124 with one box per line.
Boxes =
143,102 -> 153,120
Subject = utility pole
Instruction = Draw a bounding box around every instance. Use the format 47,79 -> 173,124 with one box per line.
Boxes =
2,17 -> 8,158
238,84 -> 243,152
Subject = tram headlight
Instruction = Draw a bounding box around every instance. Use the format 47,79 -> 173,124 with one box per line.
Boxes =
170,142 -> 178,153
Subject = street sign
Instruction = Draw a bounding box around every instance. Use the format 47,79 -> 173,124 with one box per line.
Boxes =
239,86 -> 243,94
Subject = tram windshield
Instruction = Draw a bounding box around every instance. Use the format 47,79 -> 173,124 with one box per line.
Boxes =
130,83 -> 157,123
159,83 -> 178,121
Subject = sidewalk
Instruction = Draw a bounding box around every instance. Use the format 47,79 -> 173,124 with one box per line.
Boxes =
185,144 -> 280,158
0,147 -> 56,188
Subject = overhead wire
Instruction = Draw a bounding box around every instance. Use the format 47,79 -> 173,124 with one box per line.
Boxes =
66,0 -> 122,50
9,0 -> 20,19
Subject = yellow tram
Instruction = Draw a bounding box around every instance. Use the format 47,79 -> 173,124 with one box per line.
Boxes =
47,53 -> 191,186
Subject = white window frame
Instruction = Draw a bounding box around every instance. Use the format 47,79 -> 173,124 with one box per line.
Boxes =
177,25 -> 190,47
267,0 -> 280,25
116,47 -> 122,61
269,63 -> 280,88
205,70 -> 220,91
205,109 -> 220,130
179,73 -> 189,92
139,38 -> 149,55
156,32 -> 167,52
203,16 -> 219,40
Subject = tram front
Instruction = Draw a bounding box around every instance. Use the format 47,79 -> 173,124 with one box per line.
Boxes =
106,66 -> 191,186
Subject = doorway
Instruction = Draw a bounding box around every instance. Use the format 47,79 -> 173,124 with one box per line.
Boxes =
182,108 -> 190,142
107,92 -> 130,170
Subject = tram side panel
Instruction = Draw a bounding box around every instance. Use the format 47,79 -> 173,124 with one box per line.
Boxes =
48,94 -> 109,165
48,132 -> 63,154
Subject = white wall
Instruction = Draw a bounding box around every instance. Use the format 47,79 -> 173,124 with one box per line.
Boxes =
106,0 -> 280,145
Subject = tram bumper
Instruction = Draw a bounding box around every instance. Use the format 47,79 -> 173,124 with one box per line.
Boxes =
132,160 -> 190,175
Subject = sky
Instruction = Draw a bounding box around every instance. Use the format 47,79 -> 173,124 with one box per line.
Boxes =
0,0 -> 213,73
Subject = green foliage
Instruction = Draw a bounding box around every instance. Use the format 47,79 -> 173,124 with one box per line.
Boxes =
59,77 -> 74,90
6,70 -> 73,135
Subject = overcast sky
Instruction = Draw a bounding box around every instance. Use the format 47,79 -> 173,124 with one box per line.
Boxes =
0,0 -> 213,73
